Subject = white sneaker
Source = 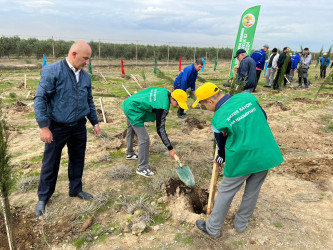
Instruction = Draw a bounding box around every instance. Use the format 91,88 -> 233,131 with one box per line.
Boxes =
136,168 -> 154,178
126,153 -> 138,160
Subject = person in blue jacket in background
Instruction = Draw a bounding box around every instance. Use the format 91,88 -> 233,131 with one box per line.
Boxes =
288,52 -> 302,82
320,53 -> 330,79
174,59 -> 203,118
251,45 -> 269,91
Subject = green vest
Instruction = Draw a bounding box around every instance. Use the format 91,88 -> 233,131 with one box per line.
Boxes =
122,87 -> 170,127
212,93 -> 283,177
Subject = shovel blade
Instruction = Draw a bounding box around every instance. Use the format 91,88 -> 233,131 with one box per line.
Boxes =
176,165 -> 195,187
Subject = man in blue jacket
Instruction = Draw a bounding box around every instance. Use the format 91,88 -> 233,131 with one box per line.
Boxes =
251,45 -> 269,91
234,49 -> 257,92
288,52 -> 302,82
174,59 -> 203,118
320,53 -> 330,79
34,40 -> 101,216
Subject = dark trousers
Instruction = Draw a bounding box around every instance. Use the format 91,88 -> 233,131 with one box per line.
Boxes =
177,107 -> 185,116
273,68 -> 282,89
320,65 -> 327,78
255,70 -> 262,91
299,77 -> 308,88
37,119 -> 87,201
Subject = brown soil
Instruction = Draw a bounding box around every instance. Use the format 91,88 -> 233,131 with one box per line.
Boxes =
96,108 -> 112,123
0,206 -> 77,249
163,178 -> 209,214
184,117 -> 206,130
264,101 -> 291,111
293,97 -> 321,104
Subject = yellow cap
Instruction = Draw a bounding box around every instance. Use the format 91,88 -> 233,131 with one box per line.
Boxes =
192,82 -> 220,108
171,89 -> 188,110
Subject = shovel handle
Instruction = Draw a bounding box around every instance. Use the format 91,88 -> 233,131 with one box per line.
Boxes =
173,154 -> 183,168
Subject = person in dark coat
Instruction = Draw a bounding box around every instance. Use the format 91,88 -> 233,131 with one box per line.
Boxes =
273,47 -> 289,90
234,49 -> 257,92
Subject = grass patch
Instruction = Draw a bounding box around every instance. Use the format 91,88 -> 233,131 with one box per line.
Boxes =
29,154 -> 44,163
233,240 -> 247,246
73,235 -> 85,248
273,222 -> 284,228
109,149 -> 125,159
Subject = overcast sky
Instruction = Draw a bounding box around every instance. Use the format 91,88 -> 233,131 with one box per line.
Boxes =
0,0 -> 332,51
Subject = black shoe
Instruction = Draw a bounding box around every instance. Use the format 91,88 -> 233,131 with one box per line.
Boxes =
69,191 -> 93,200
195,220 -> 220,237
263,85 -> 271,88
35,200 -> 46,216
177,114 -> 187,119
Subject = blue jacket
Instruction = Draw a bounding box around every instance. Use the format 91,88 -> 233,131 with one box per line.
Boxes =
34,59 -> 98,128
320,56 -> 330,66
251,49 -> 266,70
174,64 -> 198,91
291,53 -> 301,69
237,56 -> 257,90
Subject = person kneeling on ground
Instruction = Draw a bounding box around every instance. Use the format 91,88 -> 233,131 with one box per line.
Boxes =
192,83 -> 284,237
122,87 -> 188,177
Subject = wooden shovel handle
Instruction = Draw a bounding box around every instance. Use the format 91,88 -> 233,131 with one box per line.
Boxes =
207,149 -> 220,215
173,154 -> 183,168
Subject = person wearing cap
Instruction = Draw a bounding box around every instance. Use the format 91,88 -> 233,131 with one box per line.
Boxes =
251,45 -> 269,91
192,83 -> 283,237
173,59 -> 203,119
273,47 -> 290,90
264,48 -> 279,88
234,49 -> 257,92
320,52 -> 330,79
298,48 -> 312,89
288,52 -> 302,82
122,87 -> 188,177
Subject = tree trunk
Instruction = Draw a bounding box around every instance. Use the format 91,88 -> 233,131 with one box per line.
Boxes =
0,191 -> 15,250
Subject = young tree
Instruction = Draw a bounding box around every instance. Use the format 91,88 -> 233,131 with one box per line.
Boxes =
0,101 -> 15,250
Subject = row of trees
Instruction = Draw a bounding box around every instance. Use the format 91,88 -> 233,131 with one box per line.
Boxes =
0,36 -> 233,61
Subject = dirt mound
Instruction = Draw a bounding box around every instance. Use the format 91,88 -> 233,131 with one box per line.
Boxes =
264,101 -> 291,111
293,98 -> 321,104
273,158 -> 333,190
185,117 -> 206,130
162,178 -> 208,214
8,101 -> 32,112
0,207 -> 77,249
319,93 -> 333,98
96,108 -> 112,123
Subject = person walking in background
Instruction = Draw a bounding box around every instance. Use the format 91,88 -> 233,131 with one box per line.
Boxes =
264,48 -> 279,88
173,59 -> 203,119
251,45 -> 269,91
233,49 -> 257,92
298,48 -> 312,89
288,52 -> 302,82
320,53 -> 330,79
122,87 -> 188,177
33,40 -> 101,216
273,47 -> 289,90
192,83 -> 283,237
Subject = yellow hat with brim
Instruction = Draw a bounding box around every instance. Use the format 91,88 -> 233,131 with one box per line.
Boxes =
171,89 -> 188,110
192,82 -> 220,108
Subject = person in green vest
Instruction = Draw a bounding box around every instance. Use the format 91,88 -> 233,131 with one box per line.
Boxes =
192,83 -> 283,237
122,87 -> 188,177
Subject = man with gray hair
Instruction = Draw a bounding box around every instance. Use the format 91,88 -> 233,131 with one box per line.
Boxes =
251,45 -> 269,91
34,40 -> 101,216
234,49 -> 257,92
174,59 -> 203,118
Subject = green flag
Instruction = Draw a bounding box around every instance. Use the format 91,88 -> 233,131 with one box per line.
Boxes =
229,5 -> 261,78
88,58 -> 92,74
154,58 -> 157,74
214,58 -> 218,71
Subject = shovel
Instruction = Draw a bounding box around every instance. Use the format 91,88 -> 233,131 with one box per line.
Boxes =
174,154 -> 195,187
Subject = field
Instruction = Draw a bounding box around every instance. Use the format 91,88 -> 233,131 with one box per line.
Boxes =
0,58 -> 332,249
